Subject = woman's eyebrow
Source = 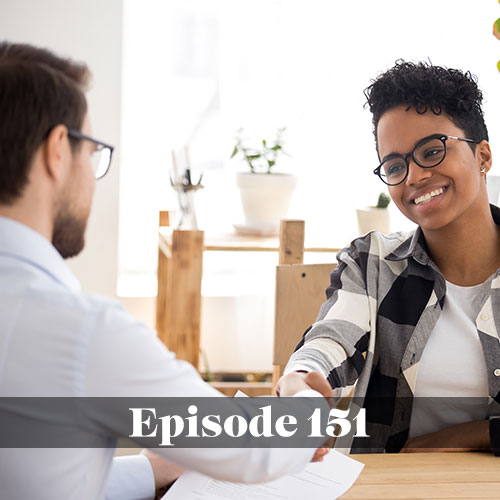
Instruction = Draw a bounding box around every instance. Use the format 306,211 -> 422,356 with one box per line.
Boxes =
380,133 -> 442,163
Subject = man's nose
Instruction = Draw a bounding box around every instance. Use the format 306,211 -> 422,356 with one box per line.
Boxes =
404,158 -> 432,186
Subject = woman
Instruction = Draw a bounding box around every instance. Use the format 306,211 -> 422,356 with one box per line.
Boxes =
281,61 -> 500,454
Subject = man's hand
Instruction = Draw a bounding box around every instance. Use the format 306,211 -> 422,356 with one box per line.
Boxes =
140,449 -> 184,493
276,371 -> 335,462
400,420 -> 490,453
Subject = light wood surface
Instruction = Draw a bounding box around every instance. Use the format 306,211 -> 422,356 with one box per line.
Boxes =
156,228 -> 204,368
272,262 -> 335,385
341,452 -> 500,499
278,219 -> 305,264
272,219 -> 336,386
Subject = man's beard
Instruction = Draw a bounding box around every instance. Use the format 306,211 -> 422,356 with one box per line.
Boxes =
52,209 -> 87,259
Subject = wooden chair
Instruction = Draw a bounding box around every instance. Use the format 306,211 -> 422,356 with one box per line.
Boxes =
155,213 -> 336,395
272,220 -> 336,389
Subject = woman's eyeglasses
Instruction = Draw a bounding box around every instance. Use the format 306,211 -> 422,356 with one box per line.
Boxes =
374,134 -> 480,186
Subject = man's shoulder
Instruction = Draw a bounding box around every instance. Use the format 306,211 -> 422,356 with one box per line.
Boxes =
13,277 -> 139,340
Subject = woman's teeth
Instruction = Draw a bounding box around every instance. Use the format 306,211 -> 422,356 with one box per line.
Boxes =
413,187 -> 445,205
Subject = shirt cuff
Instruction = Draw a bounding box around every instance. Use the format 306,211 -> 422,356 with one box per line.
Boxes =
106,454 -> 156,500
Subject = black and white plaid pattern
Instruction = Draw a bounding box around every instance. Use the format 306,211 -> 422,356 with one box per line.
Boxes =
286,206 -> 500,453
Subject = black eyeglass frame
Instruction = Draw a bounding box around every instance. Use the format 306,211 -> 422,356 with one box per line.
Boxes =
373,134 -> 481,186
67,128 -> 114,180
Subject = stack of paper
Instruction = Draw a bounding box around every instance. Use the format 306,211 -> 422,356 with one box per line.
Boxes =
163,450 -> 363,500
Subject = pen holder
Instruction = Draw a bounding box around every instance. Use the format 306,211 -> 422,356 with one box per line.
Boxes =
171,182 -> 204,230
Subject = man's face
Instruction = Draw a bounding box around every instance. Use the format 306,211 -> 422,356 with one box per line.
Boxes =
377,106 -> 486,233
52,113 -> 96,259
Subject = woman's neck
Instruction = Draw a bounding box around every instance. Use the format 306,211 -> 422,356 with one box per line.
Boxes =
423,207 -> 500,286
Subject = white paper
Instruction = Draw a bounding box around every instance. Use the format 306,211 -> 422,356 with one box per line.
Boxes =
162,450 -> 363,500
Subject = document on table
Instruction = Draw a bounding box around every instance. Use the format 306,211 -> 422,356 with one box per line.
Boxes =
162,450 -> 363,500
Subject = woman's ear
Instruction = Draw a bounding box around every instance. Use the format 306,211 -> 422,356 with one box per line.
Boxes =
43,125 -> 71,181
476,140 -> 492,175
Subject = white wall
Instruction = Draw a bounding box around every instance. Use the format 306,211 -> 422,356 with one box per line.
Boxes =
0,0 -> 123,298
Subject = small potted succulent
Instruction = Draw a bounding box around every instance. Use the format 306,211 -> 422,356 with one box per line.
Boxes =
230,127 -> 297,234
356,192 -> 391,235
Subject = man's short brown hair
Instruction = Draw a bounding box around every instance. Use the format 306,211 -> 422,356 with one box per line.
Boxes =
0,42 -> 91,204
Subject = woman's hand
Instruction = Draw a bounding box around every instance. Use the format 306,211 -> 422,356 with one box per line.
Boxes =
400,420 -> 490,453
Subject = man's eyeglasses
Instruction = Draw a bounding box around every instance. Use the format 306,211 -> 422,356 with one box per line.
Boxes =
67,129 -> 114,180
373,134 -> 481,186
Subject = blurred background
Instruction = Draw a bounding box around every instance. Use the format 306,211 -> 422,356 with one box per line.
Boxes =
2,0 -> 499,374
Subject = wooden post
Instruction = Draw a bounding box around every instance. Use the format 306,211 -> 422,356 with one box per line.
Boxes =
273,219 -> 306,388
156,214 -> 204,370
278,219 -> 305,265
156,243 -> 170,346
156,211 -> 171,345
159,210 -> 170,228
165,230 -> 204,369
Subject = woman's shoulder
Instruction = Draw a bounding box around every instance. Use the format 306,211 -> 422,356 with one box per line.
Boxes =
338,229 -> 415,261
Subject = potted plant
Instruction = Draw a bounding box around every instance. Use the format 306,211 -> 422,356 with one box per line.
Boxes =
230,128 -> 297,234
356,192 -> 391,235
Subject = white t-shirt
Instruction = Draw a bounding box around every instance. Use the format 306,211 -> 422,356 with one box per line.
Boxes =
409,280 -> 489,438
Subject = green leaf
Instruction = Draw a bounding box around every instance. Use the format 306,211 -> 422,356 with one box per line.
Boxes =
230,145 -> 238,158
262,139 -> 267,146
268,160 -> 275,168
246,154 -> 262,160
270,145 -> 282,151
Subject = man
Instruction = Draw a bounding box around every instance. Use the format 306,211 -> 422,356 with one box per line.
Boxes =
279,60 -> 500,455
0,42 -> 331,500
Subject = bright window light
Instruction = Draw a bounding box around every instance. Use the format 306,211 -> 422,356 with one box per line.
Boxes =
119,0 -> 500,297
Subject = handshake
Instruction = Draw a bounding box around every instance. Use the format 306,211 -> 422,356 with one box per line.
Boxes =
276,371 -> 334,463
276,371 -> 333,399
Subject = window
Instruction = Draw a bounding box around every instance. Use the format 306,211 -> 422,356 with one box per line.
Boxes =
119,0 -> 500,297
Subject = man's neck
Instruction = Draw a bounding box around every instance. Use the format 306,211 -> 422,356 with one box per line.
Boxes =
0,199 -> 53,243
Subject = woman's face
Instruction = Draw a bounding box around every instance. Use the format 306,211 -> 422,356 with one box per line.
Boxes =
376,105 -> 491,233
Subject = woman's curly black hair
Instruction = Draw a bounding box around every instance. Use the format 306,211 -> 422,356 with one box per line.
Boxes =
364,60 -> 489,147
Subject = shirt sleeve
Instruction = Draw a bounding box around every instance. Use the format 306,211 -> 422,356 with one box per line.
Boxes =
105,455 -> 155,500
83,300 -> 329,483
285,236 -> 373,395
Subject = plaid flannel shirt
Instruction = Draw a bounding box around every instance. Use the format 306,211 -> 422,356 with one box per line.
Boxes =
285,205 -> 500,454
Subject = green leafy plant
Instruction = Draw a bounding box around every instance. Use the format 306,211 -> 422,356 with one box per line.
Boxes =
376,192 -> 391,209
230,127 -> 287,174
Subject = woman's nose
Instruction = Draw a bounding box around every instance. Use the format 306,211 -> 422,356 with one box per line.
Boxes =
404,158 -> 433,186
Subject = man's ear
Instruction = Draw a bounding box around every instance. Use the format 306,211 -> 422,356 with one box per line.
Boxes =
476,140 -> 492,175
43,125 -> 71,181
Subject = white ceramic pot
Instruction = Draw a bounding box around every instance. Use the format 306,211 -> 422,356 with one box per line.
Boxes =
486,175 -> 500,205
236,172 -> 297,232
356,207 -> 390,235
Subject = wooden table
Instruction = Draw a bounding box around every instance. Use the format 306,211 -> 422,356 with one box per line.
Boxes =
341,452 -> 500,499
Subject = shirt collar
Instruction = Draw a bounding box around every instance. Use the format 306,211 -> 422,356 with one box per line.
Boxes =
385,204 -> 500,265
0,216 -> 81,293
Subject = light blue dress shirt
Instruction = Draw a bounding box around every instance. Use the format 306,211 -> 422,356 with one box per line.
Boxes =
0,216 -> 319,500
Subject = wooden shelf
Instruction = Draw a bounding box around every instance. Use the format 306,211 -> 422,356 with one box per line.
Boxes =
159,228 -> 340,254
